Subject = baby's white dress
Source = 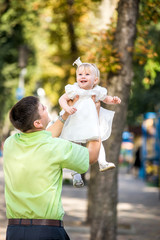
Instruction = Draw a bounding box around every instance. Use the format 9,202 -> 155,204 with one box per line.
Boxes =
60,83 -> 115,143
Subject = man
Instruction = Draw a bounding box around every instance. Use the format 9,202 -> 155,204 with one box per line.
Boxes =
3,96 -> 100,240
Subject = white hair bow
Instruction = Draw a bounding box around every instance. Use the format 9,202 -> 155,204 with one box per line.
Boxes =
73,57 -> 82,67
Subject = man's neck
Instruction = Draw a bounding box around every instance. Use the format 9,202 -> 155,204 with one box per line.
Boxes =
24,128 -> 44,133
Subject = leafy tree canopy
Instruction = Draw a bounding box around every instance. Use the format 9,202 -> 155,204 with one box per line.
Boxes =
83,0 -> 160,125
1,0 -> 160,137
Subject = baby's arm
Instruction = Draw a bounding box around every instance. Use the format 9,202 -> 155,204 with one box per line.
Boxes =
59,93 -> 77,115
102,95 -> 121,105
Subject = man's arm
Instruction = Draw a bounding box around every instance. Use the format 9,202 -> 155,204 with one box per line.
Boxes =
47,96 -> 79,138
47,111 -> 69,138
60,139 -> 101,173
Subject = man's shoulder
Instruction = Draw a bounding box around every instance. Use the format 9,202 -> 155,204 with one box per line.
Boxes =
49,137 -> 72,146
4,133 -> 19,145
49,138 -> 87,155
3,133 -> 21,153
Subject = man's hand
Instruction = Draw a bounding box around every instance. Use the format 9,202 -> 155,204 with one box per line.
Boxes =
68,95 -> 79,106
92,95 -> 100,116
67,95 -> 79,106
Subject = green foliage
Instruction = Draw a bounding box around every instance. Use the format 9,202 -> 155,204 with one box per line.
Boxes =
0,0 -> 23,129
28,0 -> 102,107
0,0 -> 103,136
0,0 -> 42,136
134,19 -> 160,89
127,0 -> 160,125
86,20 -> 121,75
82,0 -> 160,125
74,17 -> 122,87
143,59 -> 160,88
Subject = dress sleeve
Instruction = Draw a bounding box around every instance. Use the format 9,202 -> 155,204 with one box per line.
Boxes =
65,84 -> 77,100
94,85 -> 107,101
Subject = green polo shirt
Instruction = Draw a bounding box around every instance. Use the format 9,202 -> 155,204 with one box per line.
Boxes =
3,130 -> 89,220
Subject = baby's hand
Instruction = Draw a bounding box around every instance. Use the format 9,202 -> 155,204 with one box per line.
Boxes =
112,96 -> 121,104
65,106 -> 77,115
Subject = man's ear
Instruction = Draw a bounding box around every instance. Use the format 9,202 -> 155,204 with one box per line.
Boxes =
33,119 -> 43,129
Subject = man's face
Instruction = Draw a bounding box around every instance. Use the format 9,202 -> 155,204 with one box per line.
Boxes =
38,103 -> 51,129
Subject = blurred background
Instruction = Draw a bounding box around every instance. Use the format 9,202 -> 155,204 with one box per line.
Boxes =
0,0 -> 160,240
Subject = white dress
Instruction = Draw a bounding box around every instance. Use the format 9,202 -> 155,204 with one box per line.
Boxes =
60,83 -> 115,143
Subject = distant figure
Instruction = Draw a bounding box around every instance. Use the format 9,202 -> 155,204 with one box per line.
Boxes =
133,146 -> 141,177
0,141 -> 3,157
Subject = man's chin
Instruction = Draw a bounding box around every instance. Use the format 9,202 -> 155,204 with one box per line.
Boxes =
48,116 -> 51,123
46,119 -> 52,129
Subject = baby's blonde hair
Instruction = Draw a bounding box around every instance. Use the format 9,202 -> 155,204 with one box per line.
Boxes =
76,63 -> 100,85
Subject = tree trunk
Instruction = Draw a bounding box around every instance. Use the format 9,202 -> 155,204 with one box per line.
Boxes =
66,0 -> 78,60
88,1 -> 140,240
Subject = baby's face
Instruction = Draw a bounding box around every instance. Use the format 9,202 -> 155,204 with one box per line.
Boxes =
76,66 -> 98,90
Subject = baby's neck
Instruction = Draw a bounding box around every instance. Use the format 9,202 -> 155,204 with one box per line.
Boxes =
77,84 -> 96,90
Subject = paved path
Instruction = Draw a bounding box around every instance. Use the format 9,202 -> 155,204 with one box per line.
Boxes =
0,158 -> 160,240
117,169 -> 160,240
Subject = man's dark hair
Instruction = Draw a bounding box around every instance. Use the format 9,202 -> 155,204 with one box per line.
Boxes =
9,96 -> 40,132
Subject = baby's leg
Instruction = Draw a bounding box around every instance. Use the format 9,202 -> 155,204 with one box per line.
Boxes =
98,143 -> 115,171
71,171 -> 84,188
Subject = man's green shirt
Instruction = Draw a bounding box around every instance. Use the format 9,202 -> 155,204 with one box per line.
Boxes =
3,130 -> 89,220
